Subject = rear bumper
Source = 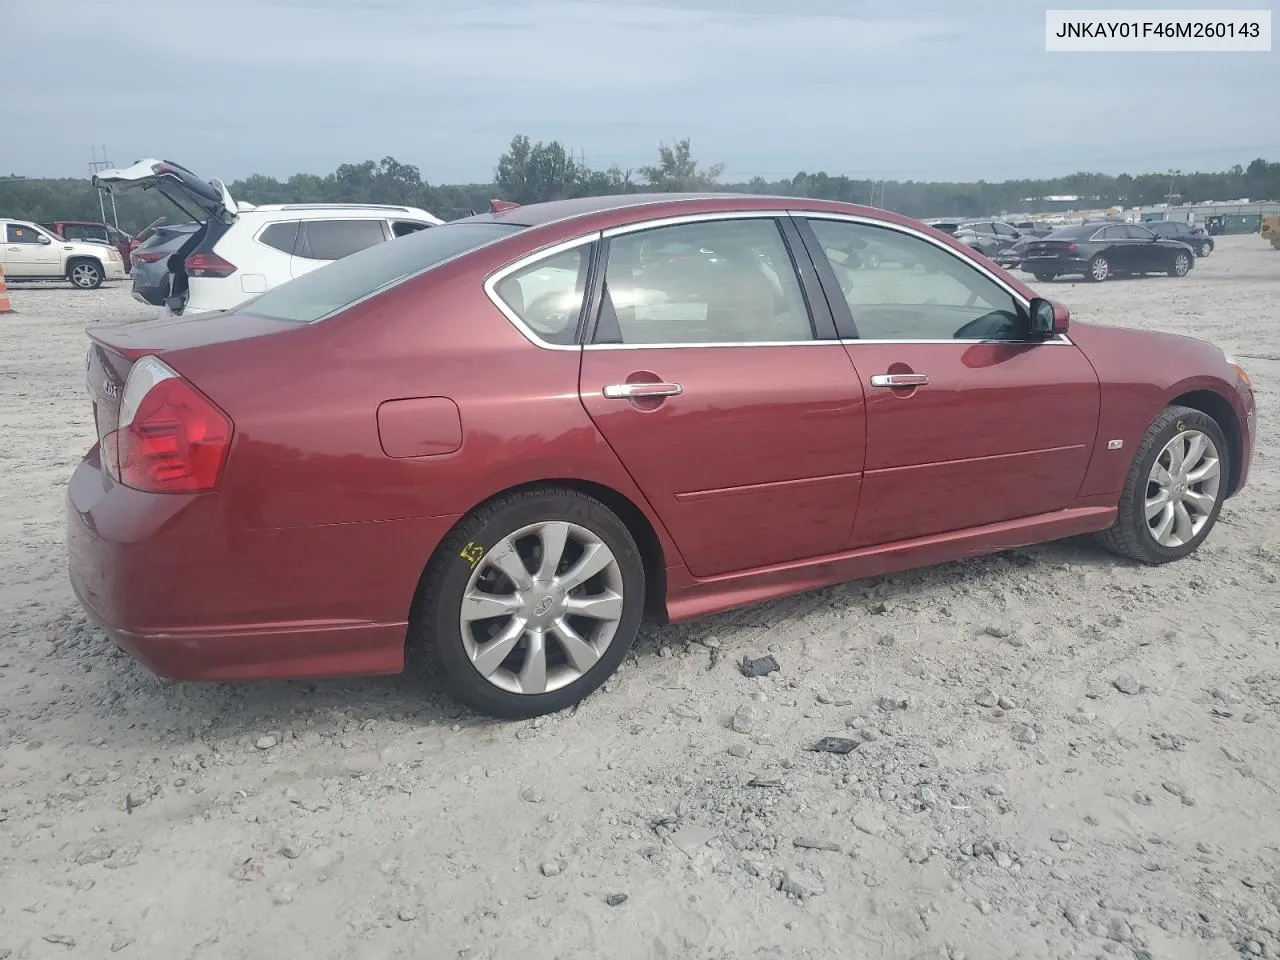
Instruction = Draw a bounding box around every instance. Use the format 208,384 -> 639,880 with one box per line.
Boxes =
66,445 -> 461,681
1021,254 -> 1088,274
105,262 -> 126,281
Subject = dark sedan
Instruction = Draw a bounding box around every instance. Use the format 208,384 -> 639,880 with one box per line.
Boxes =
1020,222 -> 1195,282
1146,219 -> 1215,257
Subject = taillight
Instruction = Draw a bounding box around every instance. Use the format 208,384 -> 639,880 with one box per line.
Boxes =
102,356 -> 232,494
133,251 -> 166,263
184,251 -> 237,278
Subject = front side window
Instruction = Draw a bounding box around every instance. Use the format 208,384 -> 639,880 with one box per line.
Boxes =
992,222 -> 1017,238
6,224 -> 45,244
594,218 -> 813,345
806,218 -> 1025,341
297,219 -> 389,261
493,246 -> 589,346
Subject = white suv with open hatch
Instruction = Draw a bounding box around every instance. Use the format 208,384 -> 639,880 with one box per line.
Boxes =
92,159 -> 443,315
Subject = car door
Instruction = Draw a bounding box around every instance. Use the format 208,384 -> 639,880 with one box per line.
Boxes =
290,219 -> 391,278
795,214 -> 1101,548
569,213 -> 868,578
1123,224 -> 1163,271
4,223 -> 60,277
992,221 -> 1019,251
1090,225 -> 1134,273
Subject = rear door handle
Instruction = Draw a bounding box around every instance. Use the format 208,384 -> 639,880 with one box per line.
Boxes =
603,382 -> 683,399
870,373 -> 930,388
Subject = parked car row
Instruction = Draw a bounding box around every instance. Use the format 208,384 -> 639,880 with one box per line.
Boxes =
1019,222 -> 1197,282
68,192 -> 1255,719
0,219 -> 128,288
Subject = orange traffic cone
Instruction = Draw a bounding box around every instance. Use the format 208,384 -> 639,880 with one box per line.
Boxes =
0,265 -> 14,314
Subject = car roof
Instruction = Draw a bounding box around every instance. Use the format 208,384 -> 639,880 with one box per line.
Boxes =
456,192 -> 932,236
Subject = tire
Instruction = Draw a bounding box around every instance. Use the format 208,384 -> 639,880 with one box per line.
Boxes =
409,487 -> 646,719
1033,271 -> 1056,282
67,258 -> 104,290
1168,251 -> 1192,277
1198,241 -> 1212,257
1088,255 -> 1110,282
1096,405 -> 1230,565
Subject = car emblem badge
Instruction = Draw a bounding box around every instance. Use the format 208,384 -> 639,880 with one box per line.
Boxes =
533,596 -> 555,617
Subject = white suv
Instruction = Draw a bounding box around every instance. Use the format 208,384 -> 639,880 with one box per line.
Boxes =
0,219 -> 127,289
93,159 -> 443,315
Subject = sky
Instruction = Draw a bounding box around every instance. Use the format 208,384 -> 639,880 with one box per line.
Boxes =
3,0 -> 1277,185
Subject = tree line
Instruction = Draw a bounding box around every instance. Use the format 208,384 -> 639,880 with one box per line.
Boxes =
2,136 -> 1276,232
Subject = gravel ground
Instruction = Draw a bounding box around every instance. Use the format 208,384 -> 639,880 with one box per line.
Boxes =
1,236 -> 1277,960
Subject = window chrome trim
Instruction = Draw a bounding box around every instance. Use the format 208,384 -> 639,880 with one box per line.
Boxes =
481,207 -> 1077,351
599,208 -> 792,238
482,232 -> 601,351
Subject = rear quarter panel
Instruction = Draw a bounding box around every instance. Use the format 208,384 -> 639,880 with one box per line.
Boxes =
1067,321 -> 1251,499
159,244 -> 686,562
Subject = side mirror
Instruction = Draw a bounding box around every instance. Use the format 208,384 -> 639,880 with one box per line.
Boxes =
38,235 -> 52,245
1028,297 -> 1069,337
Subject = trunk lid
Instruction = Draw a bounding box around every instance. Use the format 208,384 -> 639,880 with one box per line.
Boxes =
84,311 -> 305,448
92,159 -> 239,226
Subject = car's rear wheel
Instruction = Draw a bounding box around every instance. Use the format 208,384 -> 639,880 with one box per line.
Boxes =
68,258 -> 104,290
1198,241 -> 1212,257
1169,251 -> 1192,277
1088,255 -> 1110,282
1096,405 -> 1229,564
411,487 -> 646,719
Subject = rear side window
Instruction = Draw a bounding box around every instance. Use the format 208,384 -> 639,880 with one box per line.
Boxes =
239,221 -> 523,323
392,220 -> 432,238
297,219 -> 389,261
493,246 -> 589,345
258,221 -> 299,254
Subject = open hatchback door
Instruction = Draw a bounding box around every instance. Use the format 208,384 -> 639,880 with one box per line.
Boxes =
92,160 -> 239,227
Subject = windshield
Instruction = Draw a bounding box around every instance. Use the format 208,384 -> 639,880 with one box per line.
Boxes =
240,221 -> 523,323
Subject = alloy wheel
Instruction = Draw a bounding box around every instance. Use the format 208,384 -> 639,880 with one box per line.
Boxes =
458,521 -> 625,695
1145,429 -> 1222,548
1090,257 -> 1109,281
71,264 -> 100,288
1174,253 -> 1191,275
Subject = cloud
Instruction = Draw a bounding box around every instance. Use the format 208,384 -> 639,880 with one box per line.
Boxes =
3,0 -> 1276,184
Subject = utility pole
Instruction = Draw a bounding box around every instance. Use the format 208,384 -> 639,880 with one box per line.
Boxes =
88,146 -> 120,229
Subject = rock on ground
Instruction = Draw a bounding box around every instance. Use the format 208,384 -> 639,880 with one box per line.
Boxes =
1,240 -> 1279,958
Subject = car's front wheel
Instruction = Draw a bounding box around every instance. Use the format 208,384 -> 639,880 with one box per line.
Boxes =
1198,241 -> 1212,257
1032,271 -> 1056,282
67,258 -> 104,290
1097,405 -> 1229,564
1169,251 -> 1193,277
412,487 -> 646,719
1088,255 -> 1110,282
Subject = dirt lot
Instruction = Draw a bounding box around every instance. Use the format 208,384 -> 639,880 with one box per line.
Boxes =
1,236 -> 1277,960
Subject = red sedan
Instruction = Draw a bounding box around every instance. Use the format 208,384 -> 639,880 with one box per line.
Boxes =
67,194 -> 1257,718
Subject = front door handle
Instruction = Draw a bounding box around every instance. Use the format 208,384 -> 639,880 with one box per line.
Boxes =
603,382 -> 683,399
870,373 -> 929,388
